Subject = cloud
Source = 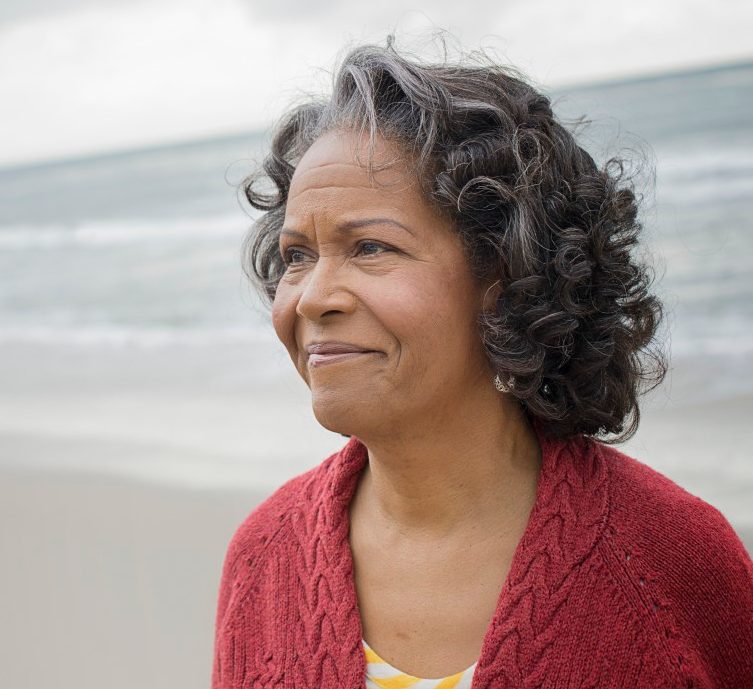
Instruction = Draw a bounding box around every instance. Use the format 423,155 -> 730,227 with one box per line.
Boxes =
0,0 -> 133,25
0,0 -> 751,167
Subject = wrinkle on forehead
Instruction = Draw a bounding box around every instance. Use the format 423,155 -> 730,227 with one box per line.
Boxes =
283,129 -> 442,240
289,160 -> 412,200
289,128 -> 414,190
288,180 -> 414,205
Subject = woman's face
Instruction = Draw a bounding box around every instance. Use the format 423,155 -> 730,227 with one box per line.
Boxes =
272,127 -> 497,437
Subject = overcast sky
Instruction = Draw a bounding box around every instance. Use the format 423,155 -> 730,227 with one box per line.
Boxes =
1,0 -> 751,168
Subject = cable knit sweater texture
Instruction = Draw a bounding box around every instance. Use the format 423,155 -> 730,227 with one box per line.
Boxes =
211,420 -> 753,688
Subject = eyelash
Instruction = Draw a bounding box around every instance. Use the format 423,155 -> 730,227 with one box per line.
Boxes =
281,240 -> 391,266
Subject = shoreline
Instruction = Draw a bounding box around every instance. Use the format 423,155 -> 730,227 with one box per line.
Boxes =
2,339 -> 752,689
1,452 -> 750,689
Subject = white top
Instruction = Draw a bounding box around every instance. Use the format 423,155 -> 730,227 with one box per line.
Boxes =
362,638 -> 478,688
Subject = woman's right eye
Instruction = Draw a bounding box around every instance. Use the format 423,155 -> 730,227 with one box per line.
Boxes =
282,248 -> 306,265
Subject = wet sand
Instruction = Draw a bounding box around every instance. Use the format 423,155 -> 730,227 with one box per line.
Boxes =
1,341 -> 751,689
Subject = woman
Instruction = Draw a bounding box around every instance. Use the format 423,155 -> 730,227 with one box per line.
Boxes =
212,37 -> 753,688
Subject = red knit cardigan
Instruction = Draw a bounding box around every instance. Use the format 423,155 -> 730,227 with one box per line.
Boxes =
211,420 -> 753,688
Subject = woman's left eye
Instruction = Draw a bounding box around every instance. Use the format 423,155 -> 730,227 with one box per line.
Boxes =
356,240 -> 390,257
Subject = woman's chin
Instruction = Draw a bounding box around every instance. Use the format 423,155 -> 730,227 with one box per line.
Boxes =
311,395 -> 358,427
310,394 -> 383,437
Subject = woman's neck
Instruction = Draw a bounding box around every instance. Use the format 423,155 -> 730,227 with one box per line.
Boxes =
350,392 -> 542,542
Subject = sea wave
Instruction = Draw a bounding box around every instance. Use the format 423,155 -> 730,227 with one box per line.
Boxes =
0,324 -> 277,347
0,213 -> 255,248
655,143 -> 753,205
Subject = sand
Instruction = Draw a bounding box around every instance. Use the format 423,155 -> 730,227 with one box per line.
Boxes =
0,467 -> 261,689
1,341 -> 751,689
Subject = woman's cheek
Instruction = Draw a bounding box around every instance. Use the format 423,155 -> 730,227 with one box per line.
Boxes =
365,273 -> 432,334
271,288 -> 298,357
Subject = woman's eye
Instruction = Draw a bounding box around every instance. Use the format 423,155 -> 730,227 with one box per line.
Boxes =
282,241 -> 390,266
356,241 -> 390,257
282,248 -> 307,265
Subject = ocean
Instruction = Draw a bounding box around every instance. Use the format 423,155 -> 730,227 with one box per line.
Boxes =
2,62 -> 752,357
1,60 -> 752,488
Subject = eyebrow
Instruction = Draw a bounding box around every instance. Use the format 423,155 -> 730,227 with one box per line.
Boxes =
280,217 -> 415,240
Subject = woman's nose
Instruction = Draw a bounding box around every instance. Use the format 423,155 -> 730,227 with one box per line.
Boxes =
294,255 -> 355,320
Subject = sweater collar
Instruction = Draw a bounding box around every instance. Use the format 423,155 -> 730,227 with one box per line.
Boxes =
316,417 -> 610,686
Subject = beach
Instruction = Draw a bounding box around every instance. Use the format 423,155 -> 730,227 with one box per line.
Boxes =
1,339 -> 752,689
2,61 -> 752,689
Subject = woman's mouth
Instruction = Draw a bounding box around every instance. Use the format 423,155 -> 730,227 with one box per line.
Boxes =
308,351 -> 376,367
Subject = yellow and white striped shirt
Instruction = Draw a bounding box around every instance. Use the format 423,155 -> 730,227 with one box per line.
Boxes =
362,639 -> 477,689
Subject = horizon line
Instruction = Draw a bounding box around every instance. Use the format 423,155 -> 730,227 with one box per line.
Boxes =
2,54 -> 751,175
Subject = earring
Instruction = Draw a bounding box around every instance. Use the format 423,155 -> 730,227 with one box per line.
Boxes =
493,373 -> 516,393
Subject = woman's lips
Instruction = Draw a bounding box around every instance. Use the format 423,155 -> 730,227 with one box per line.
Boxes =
308,351 -> 376,367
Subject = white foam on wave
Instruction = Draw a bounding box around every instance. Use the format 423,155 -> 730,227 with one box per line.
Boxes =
0,212 -> 256,248
657,142 -> 753,173
669,335 -> 753,358
3,323 -> 751,360
655,142 -> 753,205
0,324 -> 277,347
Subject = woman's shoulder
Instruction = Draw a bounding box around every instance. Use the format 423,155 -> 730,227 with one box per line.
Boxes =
596,441 -> 748,557
551,434 -> 749,603
594,441 -> 753,683
213,444 -> 345,630
222,442 -> 344,564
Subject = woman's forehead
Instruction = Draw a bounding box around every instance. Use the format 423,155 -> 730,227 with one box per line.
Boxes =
293,129 -> 409,183
286,131 -> 439,232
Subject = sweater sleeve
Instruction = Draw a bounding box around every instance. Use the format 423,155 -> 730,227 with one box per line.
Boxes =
664,501 -> 753,688
211,524 -> 246,689
209,476 -> 305,688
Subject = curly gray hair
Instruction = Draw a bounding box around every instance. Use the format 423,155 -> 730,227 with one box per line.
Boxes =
239,34 -> 668,443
